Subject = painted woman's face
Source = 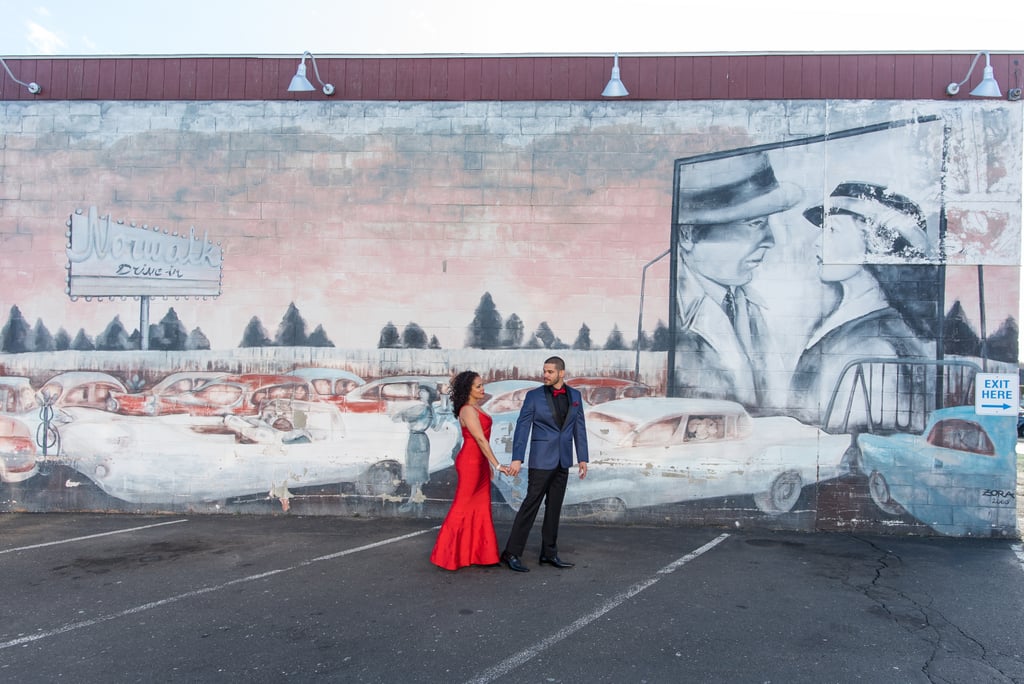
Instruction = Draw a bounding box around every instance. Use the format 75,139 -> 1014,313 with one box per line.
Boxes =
817,213 -> 866,282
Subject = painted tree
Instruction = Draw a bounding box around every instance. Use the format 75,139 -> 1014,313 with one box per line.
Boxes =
467,292 -> 502,349
185,327 -> 212,351
535,322 -> 561,349
1,305 -> 32,353
33,319 -> 55,352
239,316 -> 272,348
984,316 -> 1018,363
943,301 -> 981,357
96,315 -> 132,351
402,322 -> 428,349
525,333 -> 542,349
651,320 -> 671,352
307,324 -> 335,348
71,328 -> 95,351
502,313 -> 524,348
378,321 -> 401,348
633,330 -> 651,351
572,323 -> 592,350
150,308 -> 189,351
604,325 -> 627,351
274,302 -> 308,346
428,335 -> 441,349
54,327 -> 72,351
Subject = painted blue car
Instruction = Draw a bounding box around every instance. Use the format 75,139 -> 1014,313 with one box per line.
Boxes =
857,406 -> 1017,536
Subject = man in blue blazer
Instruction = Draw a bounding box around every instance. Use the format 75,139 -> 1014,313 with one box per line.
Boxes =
501,356 -> 589,572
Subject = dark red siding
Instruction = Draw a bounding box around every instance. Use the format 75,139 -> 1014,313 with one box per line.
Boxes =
1,53 -> 1021,101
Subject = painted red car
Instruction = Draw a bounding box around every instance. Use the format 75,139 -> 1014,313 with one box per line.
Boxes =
108,373 -> 314,417
337,376 -> 451,415
0,415 -> 40,482
568,376 -> 652,405
107,371 -> 229,416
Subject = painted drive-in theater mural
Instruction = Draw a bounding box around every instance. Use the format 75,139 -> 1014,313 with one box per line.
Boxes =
0,55 -> 1020,537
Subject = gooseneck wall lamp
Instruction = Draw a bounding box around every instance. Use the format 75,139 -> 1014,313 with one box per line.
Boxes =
601,53 -> 629,97
287,51 -> 335,96
1,57 -> 41,94
946,51 -> 1001,97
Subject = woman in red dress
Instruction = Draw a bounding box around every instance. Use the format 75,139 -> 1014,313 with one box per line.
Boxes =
430,371 -> 507,570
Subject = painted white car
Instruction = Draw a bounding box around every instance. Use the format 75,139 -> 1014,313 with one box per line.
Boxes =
56,402 -> 416,504
493,397 -> 852,515
482,379 -> 543,464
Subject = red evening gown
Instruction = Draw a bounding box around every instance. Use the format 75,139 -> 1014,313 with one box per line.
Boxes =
430,409 -> 500,570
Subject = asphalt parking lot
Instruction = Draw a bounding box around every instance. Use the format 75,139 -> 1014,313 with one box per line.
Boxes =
1,513 -> 1022,683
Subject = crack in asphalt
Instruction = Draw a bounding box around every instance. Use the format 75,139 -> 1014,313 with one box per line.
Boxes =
851,535 -> 1018,683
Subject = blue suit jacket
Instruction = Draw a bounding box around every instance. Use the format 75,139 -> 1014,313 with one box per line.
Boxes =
511,385 -> 589,469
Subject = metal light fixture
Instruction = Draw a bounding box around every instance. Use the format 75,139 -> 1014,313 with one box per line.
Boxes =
946,51 -> 1001,97
601,53 -> 628,97
287,51 -> 335,96
1,57 -> 41,94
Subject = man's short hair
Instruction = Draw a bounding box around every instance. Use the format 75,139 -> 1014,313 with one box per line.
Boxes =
544,356 -> 565,371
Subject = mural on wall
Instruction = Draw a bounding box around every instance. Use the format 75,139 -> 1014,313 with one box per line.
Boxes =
0,98 -> 1019,537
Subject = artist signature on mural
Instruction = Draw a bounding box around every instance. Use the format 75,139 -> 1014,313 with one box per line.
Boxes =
981,489 -> 1016,506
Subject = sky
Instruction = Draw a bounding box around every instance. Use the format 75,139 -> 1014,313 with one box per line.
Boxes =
1,0 -> 1022,56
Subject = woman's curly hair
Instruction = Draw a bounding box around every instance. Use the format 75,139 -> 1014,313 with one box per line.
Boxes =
450,370 -> 479,416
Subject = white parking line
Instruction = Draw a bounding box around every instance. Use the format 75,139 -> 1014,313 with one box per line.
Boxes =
464,533 -> 731,684
0,525 -> 439,651
0,519 -> 189,555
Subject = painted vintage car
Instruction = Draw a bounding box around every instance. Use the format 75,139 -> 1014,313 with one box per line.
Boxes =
101,373 -> 314,418
39,371 -> 127,410
289,367 -> 366,406
337,375 -> 452,416
106,371 -> 229,416
856,406 -> 1017,536
481,379 -> 542,463
0,376 -> 39,416
56,401 -> 413,504
0,415 -> 40,483
492,397 -> 851,515
568,376 -> 652,405
0,375 -> 70,453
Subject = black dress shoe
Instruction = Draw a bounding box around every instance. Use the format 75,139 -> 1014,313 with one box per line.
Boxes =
501,553 -> 530,573
538,555 -> 574,568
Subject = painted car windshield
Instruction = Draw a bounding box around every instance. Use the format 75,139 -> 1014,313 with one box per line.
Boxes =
195,384 -> 245,407
587,412 -> 638,445
485,389 -> 533,414
379,383 -> 419,401
926,418 -> 995,456
0,384 -> 37,413
682,415 -> 726,442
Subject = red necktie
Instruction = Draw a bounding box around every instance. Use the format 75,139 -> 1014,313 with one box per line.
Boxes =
552,387 -> 566,397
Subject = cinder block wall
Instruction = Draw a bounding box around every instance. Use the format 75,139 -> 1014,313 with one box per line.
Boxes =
0,97 -> 1019,537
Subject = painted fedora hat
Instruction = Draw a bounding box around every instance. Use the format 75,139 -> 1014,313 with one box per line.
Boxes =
803,181 -> 930,257
676,151 -> 801,224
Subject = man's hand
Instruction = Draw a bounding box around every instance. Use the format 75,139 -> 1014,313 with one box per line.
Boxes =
578,462 -> 588,479
508,460 -> 523,476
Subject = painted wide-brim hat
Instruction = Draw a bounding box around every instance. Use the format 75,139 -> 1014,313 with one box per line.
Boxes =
676,151 -> 802,224
803,181 -> 930,257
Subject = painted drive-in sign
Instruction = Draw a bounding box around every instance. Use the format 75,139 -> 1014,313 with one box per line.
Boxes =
66,206 -> 223,299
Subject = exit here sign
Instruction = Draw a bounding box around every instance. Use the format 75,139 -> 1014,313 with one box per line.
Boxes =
975,373 -> 1019,416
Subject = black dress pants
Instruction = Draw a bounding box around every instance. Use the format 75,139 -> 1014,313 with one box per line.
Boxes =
503,466 -> 568,558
